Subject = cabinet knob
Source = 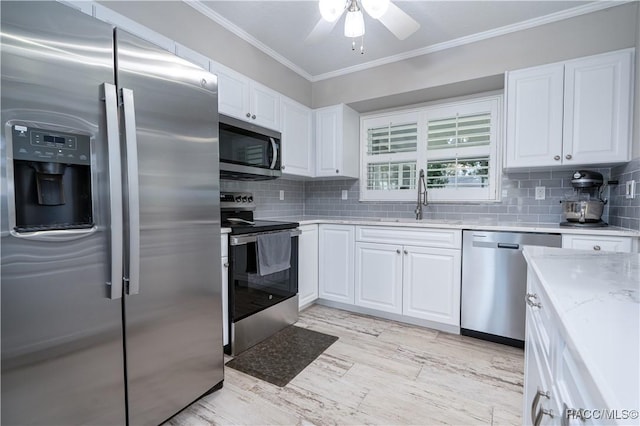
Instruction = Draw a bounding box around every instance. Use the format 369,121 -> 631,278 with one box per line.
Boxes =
396,249 -> 401,254
336,169 -> 339,174
251,114 -> 256,120
246,112 -> 251,118
553,155 -> 561,161
403,250 -> 408,255
593,245 -> 601,251
281,165 -> 285,170
223,262 -> 229,268
565,154 -> 572,160
525,293 -> 542,308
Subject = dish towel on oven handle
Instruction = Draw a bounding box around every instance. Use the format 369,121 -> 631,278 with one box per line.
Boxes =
256,231 -> 291,276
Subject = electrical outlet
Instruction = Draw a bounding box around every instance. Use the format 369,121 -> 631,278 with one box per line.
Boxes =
535,186 -> 545,200
341,190 -> 348,200
625,180 -> 636,199
279,190 -> 284,201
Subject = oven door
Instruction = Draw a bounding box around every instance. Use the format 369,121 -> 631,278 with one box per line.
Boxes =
228,231 -> 298,323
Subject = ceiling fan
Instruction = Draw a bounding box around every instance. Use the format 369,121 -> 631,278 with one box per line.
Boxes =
306,0 -> 420,50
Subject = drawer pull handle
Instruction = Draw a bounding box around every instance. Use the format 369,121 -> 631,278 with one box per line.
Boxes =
526,293 -> 542,308
531,389 -> 550,424
535,408 -> 554,426
593,245 -> 601,251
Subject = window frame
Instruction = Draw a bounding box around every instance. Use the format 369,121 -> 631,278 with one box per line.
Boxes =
359,94 -> 502,203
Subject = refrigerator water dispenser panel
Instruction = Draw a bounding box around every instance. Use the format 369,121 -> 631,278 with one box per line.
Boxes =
11,125 -> 93,232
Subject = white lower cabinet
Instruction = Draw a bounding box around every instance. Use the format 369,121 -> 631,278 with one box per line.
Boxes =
524,265 -> 606,426
562,234 -> 635,253
402,246 -> 461,326
355,242 -> 403,314
318,224 -> 355,304
298,224 -> 319,308
351,226 -> 462,328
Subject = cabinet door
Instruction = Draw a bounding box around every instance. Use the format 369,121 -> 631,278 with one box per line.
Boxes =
221,256 -> 229,347
281,98 -> 313,177
250,81 -> 280,130
217,66 -> 250,121
355,242 -> 403,314
505,64 -> 565,168
318,225 -> 355,304
563,51 -> 632,165
561,234 -> 633,253
402,246 -> 461,326
298,225 -> 319,308
315,106 -> 340,177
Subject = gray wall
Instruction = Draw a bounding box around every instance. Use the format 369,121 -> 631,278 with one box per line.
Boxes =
221,179 -> 305,218
99,1 -> 312,106
312,2 -> 638,109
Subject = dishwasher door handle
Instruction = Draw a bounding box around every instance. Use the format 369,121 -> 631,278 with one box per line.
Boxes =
497,243 -> 520,250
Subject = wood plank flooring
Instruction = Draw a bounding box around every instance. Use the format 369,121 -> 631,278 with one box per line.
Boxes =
166,304 -> 524,425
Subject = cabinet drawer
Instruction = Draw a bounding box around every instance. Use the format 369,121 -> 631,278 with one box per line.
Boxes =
526,269 -> 557,363
556,344 -> 605,423
356,226 -> 461,249
562,235 -> 633,253
220,233 -> 228,257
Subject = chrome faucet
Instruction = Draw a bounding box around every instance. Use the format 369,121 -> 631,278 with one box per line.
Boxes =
415,169 -> 428,220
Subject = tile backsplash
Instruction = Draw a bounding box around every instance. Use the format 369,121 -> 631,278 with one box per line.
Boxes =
222,157 -> 639,231
608,157 -> 640,231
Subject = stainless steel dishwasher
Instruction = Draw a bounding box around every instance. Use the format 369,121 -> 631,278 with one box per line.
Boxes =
461,230 -> 562,347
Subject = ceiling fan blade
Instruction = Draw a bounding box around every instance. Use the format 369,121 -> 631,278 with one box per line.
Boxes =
305,17 -> 340,44
378,2 -> 420,40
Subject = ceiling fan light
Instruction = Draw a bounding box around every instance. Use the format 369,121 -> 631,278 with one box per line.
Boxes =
361,0 -> 389,19
319,0 -> 345,23
344,9 -> 365,37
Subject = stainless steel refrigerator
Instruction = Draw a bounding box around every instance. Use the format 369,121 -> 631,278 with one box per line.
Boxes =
1,2 -> 223,425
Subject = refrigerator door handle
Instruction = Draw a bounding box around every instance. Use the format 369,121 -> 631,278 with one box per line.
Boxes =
121,87 -> 141,296
102,82 -> 124,299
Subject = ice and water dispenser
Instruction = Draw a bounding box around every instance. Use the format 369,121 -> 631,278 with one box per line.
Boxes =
10,124 -> 93,232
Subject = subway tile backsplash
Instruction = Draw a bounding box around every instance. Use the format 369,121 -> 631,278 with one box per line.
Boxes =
222,158 -> 639,232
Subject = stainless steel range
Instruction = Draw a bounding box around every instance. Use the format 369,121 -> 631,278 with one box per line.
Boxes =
221,192 -> 299,355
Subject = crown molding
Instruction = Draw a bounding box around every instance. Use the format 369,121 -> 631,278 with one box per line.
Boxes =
186,0 -> 632,83
185,0 -> 314,81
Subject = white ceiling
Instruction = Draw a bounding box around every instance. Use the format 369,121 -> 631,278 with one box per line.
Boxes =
191,1 -> 623,81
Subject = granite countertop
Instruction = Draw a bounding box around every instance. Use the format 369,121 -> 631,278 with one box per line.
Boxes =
522,246 -> 640,413
255,215 -> 640,237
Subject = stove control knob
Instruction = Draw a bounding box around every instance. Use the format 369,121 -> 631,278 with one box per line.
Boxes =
242,196 -> 248,202
248,196 -> 253,203
235,195 -> 242,202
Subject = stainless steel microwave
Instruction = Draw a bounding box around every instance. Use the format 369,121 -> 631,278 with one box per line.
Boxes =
219,114 -> 282,180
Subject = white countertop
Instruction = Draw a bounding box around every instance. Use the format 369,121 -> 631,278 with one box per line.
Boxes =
522,246 -> 640,413
257,215 -> 640,237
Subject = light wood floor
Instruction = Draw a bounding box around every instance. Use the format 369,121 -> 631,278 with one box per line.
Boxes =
167,304 -> 524,425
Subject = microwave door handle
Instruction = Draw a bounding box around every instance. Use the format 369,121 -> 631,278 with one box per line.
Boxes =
269,137 -> 278,170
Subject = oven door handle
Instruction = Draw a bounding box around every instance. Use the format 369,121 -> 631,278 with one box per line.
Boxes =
230,229 -> 300,246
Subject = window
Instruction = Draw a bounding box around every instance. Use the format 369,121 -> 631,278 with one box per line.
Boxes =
360,96 -> 501,202
360,112 -> 419,200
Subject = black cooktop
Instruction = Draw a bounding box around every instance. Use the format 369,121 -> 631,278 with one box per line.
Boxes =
224,219 -> 299,235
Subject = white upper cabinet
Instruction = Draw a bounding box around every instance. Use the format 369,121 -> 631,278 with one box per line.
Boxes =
563,51 -> 633,165
315,104 -> 360,178
505,49 -> 633,169
281,97 -> 314,177
214,64 -> 280,131
505,64 -> 565,168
